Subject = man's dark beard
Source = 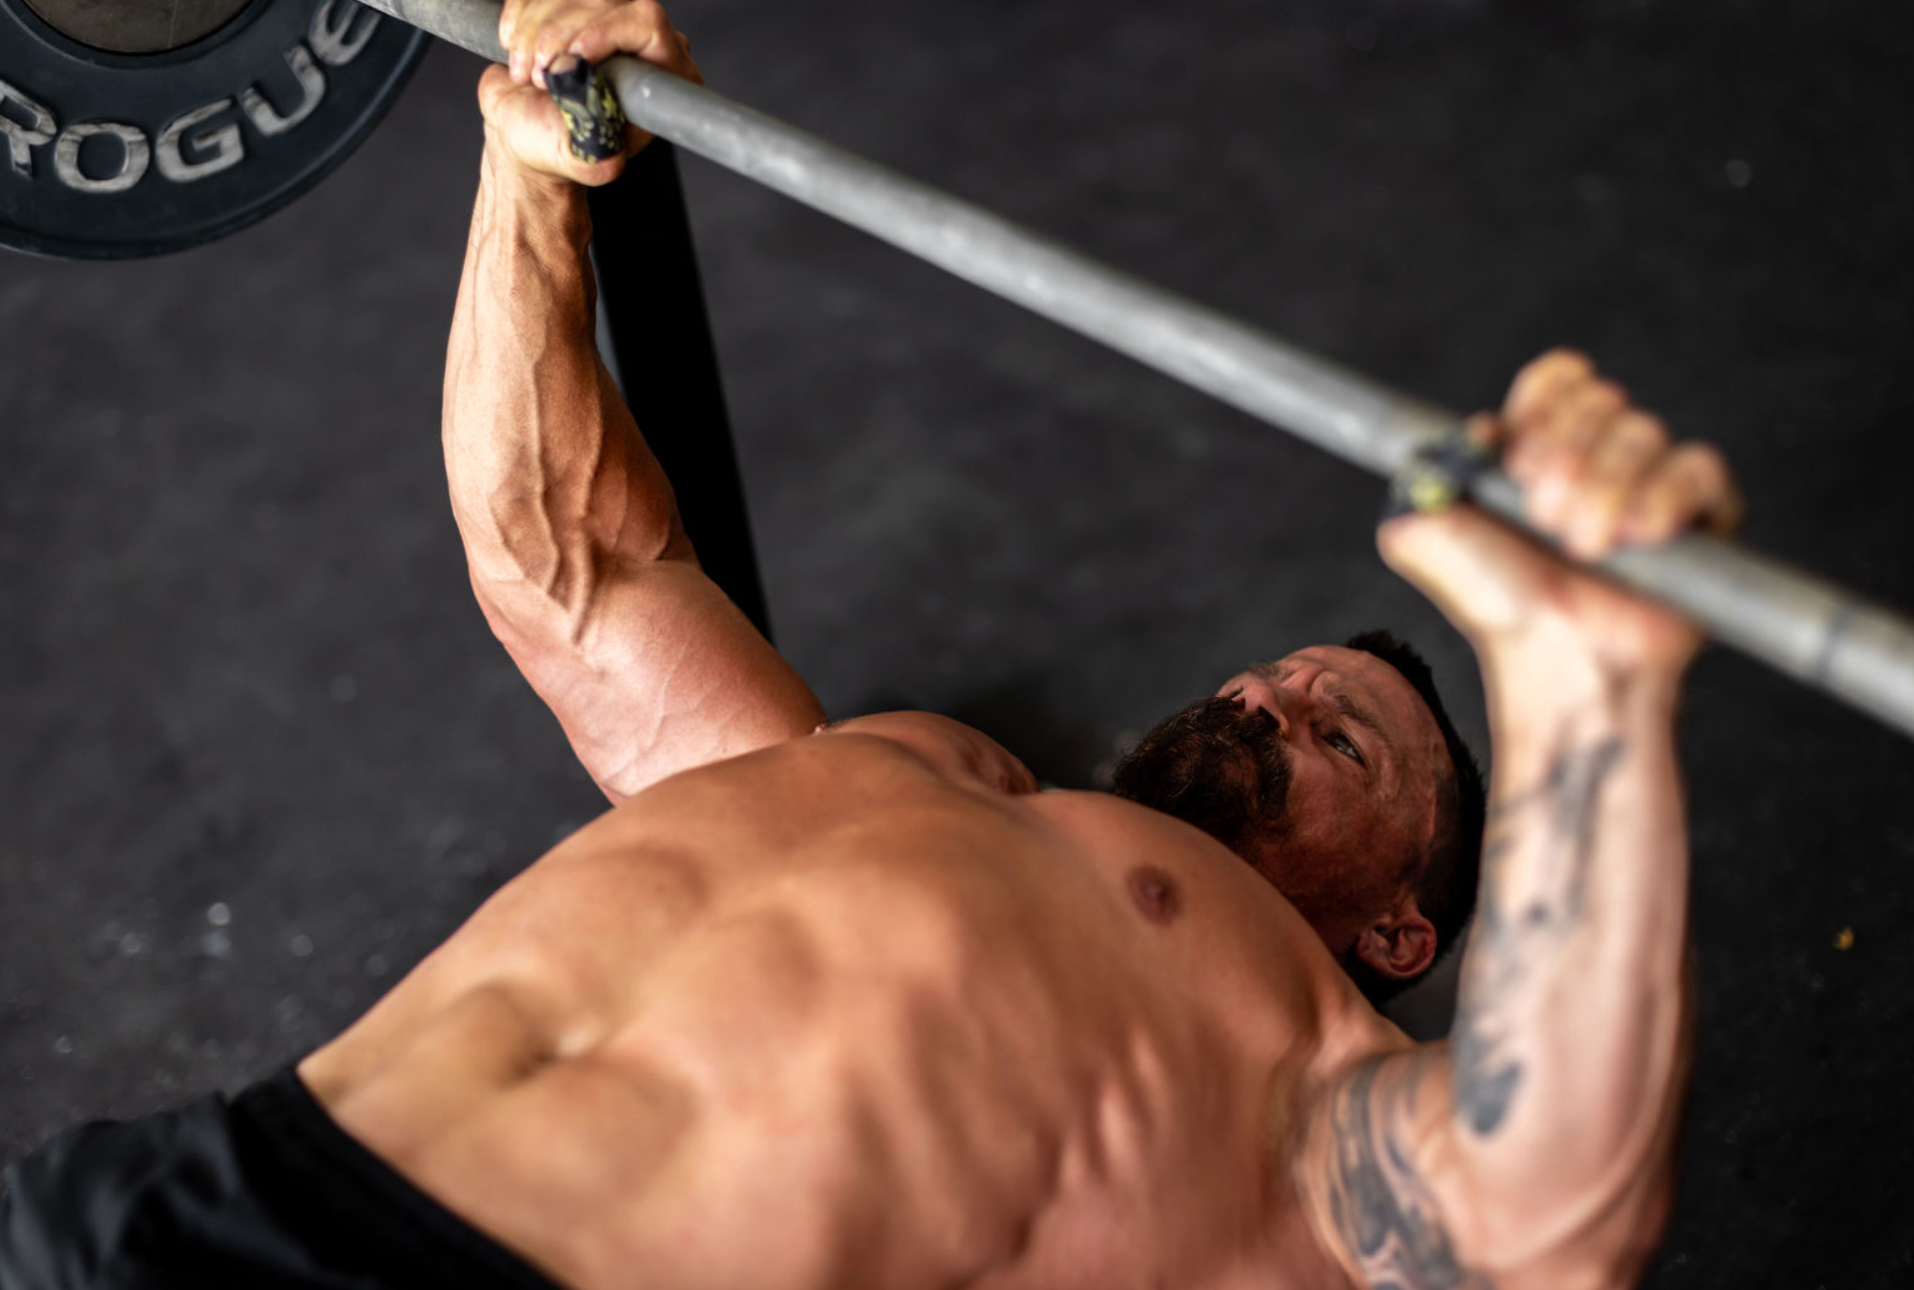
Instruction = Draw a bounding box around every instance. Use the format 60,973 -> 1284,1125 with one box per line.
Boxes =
1109,696 -> 1292,858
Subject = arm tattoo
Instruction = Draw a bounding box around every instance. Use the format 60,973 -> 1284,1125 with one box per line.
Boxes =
1326,1058 -> 1496,1290
1451,737 -> 1626,1137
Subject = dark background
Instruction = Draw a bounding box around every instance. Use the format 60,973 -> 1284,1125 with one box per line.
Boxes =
4,0 -> 1911,1284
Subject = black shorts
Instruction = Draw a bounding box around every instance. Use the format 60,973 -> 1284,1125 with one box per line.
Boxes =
0,1068 -> 566,1290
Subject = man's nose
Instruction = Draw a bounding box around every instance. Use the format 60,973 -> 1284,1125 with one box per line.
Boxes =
1235,678 -> 1310,736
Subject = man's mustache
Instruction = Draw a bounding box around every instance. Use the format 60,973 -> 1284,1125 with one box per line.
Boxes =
1108,695 -> 1293,854
1164,697 -> 1290,805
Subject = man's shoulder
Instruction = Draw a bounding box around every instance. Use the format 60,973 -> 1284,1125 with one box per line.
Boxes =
810,710 -> 1041,796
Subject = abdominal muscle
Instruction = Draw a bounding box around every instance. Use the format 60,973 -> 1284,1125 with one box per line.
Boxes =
299,721 -> 1377,1290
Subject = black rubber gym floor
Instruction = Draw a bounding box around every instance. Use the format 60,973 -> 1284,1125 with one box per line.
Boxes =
4,0 -> 1910,1283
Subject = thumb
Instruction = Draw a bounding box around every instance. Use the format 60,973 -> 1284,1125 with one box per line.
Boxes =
1376,503 -> 1545,645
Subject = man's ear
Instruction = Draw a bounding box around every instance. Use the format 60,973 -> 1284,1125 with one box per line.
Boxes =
1353,900 -> 1437,982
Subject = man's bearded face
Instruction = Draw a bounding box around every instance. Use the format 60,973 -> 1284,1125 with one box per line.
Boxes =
1109,696 -> 1294,858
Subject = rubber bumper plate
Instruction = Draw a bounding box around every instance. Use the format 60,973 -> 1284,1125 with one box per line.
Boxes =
0,0 -> 429,259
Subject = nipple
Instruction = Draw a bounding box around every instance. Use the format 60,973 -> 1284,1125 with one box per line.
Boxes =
1125,865 -> 1183,926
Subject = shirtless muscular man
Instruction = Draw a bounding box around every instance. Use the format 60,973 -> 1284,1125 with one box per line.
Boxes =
0,4 -> 1742,1289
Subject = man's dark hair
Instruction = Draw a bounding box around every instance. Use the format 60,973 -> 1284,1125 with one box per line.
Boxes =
1343,629 -> 1487,1005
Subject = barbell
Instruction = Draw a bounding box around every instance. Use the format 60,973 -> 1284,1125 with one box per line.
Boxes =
7,0 -> 1914,741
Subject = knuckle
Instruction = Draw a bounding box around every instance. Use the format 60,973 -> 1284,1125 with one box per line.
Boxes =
1556,407 -> 1607,449
1508,349 -> 1585,409
1533,347 -> 1593,379
1555,453 -> 1598,490
1587,444 -> 1640,482
1534,377 -> 1620,444
1686,441 -> 1728,471
1675,442 -> 1730,485
1619,409 -> 1668,442
1601,418 -> 1665,469
1584,378 -> 1627,411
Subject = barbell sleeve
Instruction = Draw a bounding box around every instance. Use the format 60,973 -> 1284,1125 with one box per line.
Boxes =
356,0 -> 1914,742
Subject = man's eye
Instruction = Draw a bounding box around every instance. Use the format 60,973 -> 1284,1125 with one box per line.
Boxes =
1327,731 -> 1364,763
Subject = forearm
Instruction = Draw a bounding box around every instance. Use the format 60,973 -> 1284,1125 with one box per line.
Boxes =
1449,637 -> 1694,1251
443,143 -> 690,630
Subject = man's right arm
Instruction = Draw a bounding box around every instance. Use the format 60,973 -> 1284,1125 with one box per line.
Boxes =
444,7 -> 824,802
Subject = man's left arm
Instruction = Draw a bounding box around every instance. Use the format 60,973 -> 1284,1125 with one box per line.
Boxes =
1293,351 -> 1739,1288
1297,649 -> 1695,1290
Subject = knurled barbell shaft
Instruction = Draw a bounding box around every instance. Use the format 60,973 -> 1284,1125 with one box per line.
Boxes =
357,0 -> 1914,742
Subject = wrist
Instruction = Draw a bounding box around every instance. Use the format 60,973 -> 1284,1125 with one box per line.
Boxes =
479,136 -> 592,242
1479,632 -> 1684,751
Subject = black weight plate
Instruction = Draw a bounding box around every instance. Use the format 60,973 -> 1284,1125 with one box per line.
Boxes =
0,0 -> 429,259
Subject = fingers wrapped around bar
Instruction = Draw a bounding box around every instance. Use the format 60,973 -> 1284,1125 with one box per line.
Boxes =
478,0 -> 703,188
498,0 -> 700,90
1493,349 -> 1744,560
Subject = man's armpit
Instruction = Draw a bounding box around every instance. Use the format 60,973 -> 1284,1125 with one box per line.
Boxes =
1306,1053 -> 1496,1290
